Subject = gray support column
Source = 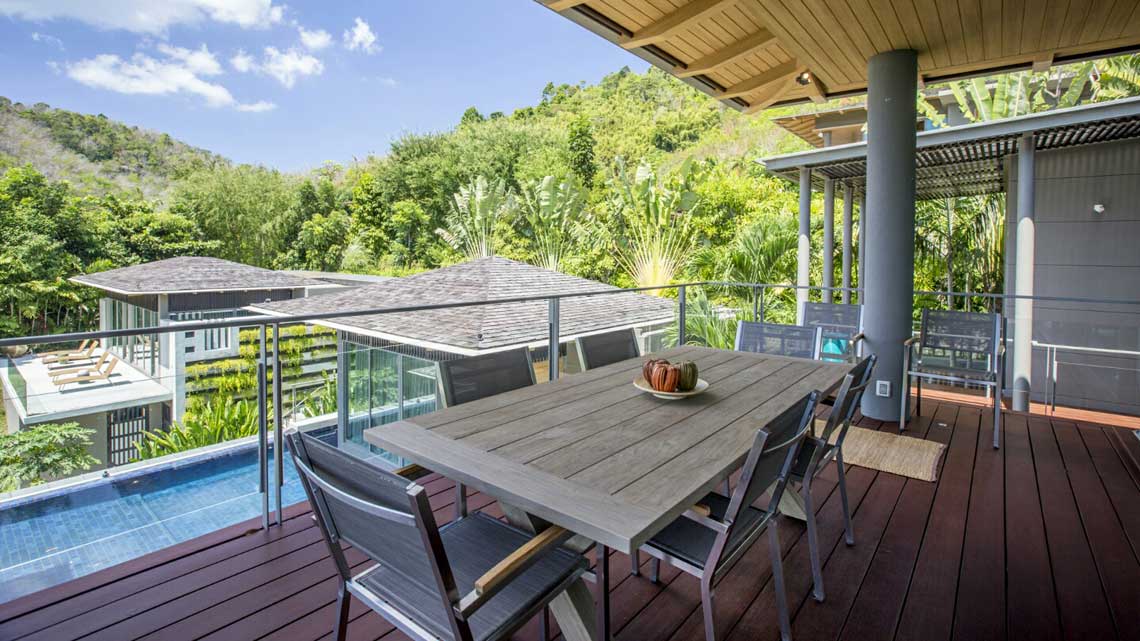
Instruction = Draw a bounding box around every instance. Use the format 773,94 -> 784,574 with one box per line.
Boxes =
842,182 -> 854,304
858,192 -> 866,300
861,50 -> 918,422
1012,133 -> 1036,412
797,167 -> 812,324
822,178 -> 835,303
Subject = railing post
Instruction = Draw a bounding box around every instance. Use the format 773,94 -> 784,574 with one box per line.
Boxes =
752,285 -> 760,322
272,323 -> 283,526
258,324 -> 269,530
547,298 -> 559,382
759,286 -> 765,323
678,285 -> 687,347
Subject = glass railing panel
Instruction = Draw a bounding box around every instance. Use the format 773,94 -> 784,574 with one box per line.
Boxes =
0,321 -> 313,604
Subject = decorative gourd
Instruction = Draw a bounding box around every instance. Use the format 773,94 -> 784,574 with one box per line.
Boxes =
676,361 -> 699,391
643,358 -> 669,382
650,363 -> 680,392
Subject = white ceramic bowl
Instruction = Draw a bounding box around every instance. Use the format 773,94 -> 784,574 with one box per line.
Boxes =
633,376 -> 709,400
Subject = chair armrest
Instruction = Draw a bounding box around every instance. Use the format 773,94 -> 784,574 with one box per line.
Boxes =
392,463 -> 431,481
457,526 -> 573,616
851,332 -> 866,344
681,503 -> 729,532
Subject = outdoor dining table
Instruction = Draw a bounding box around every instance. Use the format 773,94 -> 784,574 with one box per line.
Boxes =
364,345 -> 853,641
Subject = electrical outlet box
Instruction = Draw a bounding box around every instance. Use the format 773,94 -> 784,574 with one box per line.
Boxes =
875,380 -> 891,397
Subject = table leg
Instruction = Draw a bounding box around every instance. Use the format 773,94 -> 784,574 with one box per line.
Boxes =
500,503 -> 599,641
596,545 -> 611,641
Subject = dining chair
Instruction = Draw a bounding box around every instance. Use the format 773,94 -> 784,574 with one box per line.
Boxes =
790,354 -> 875,602
436,347 -> 537,520
576,329 -> 640,370
637,390 -> 820,641
287,430 -> 587,641
800,302 -> 865,362
902,309 -> 1003,448
735,321 -> 823,360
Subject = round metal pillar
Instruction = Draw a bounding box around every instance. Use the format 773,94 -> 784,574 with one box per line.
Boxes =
823,178 -> 835,303
861,49 -> 918,422
1013,133 -> 1036,411
842,182 -> 854,304
797,167 -> 812,324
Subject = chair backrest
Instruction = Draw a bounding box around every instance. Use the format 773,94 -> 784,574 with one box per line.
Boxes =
918,309 -> 1001,370
711,390 -> 818,577
287,430 -> 460,634
576,329 -> 641,370
102,356 -> 120,377
802,302 -> 863,361
735,321 -> 822,360
437,347 -> 536,407
818,354 -> 876,445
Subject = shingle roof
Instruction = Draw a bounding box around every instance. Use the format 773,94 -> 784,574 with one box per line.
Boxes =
71,257 -> 328,295
249,257 -> 676,353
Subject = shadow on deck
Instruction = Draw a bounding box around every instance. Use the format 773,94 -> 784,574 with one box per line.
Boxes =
1,397 -> 1138,641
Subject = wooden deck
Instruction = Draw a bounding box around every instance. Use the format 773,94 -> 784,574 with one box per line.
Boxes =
2,397 -> 1138,641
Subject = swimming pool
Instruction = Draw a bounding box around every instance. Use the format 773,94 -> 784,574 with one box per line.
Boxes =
0,444 -> 308,604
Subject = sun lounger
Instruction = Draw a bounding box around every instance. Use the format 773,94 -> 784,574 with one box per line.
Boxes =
54,356 -> 120,388
41,340 -> 96,364
50,352 -> 111,380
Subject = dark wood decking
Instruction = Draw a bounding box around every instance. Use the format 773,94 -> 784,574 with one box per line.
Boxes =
2,398 -> 1138,641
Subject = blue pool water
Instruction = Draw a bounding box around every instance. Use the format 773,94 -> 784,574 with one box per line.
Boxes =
0,444 -> 308,604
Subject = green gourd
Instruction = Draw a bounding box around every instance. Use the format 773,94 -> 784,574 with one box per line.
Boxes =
676,361 -> 699,391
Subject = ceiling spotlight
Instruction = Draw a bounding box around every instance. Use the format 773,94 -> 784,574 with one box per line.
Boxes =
795,71 -> 812,86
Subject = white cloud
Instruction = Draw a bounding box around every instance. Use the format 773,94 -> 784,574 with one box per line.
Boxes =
376,76 -> 397,87
230,49 -> 255,73
343,17 -> 379,54
298,26 -> 331,51
155,43 -> 221,76
233,46 -> 324,89
65,45 -> 271,112
236,100 -> 276,112
0,0 -> 284,35
30,31 -> 64,50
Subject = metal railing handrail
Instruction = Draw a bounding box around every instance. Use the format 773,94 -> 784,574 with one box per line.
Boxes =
2,280 -> 1137,348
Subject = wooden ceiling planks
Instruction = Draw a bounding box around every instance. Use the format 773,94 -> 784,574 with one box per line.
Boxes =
544,0 -> 1140,111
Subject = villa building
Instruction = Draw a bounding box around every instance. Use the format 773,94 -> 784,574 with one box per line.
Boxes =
1,257 -> 333,466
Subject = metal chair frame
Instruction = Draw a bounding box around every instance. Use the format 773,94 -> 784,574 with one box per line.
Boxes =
288,430 -> 586,641
790,355 -> 875,603
575,328 -> 641,371
901,309 -> 1003,448
435,347 -> 537,520
800,302 -> 866,362
734,321 -> 824,360
636,391 -> 820,641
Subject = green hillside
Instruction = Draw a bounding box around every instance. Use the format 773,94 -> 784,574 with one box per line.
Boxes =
0,97 -> 225,197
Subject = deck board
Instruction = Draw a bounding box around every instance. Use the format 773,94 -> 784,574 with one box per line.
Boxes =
2,397 -> 1140,641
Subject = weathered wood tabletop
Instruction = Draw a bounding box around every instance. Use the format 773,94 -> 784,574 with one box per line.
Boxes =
363,345 -> 853,554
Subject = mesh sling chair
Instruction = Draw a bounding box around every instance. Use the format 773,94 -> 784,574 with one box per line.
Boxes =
735,321 -> 823,360
637,390 -> 820,641
287,431 -> 587,641
789,355 -> 876,603
575,328 -> 641,371
800,302 -> 865,363
435,347 -> 537,520
902,309 -> 1003,448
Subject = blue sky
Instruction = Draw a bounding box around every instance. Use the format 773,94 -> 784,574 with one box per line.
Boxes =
0,1 -> 648,171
